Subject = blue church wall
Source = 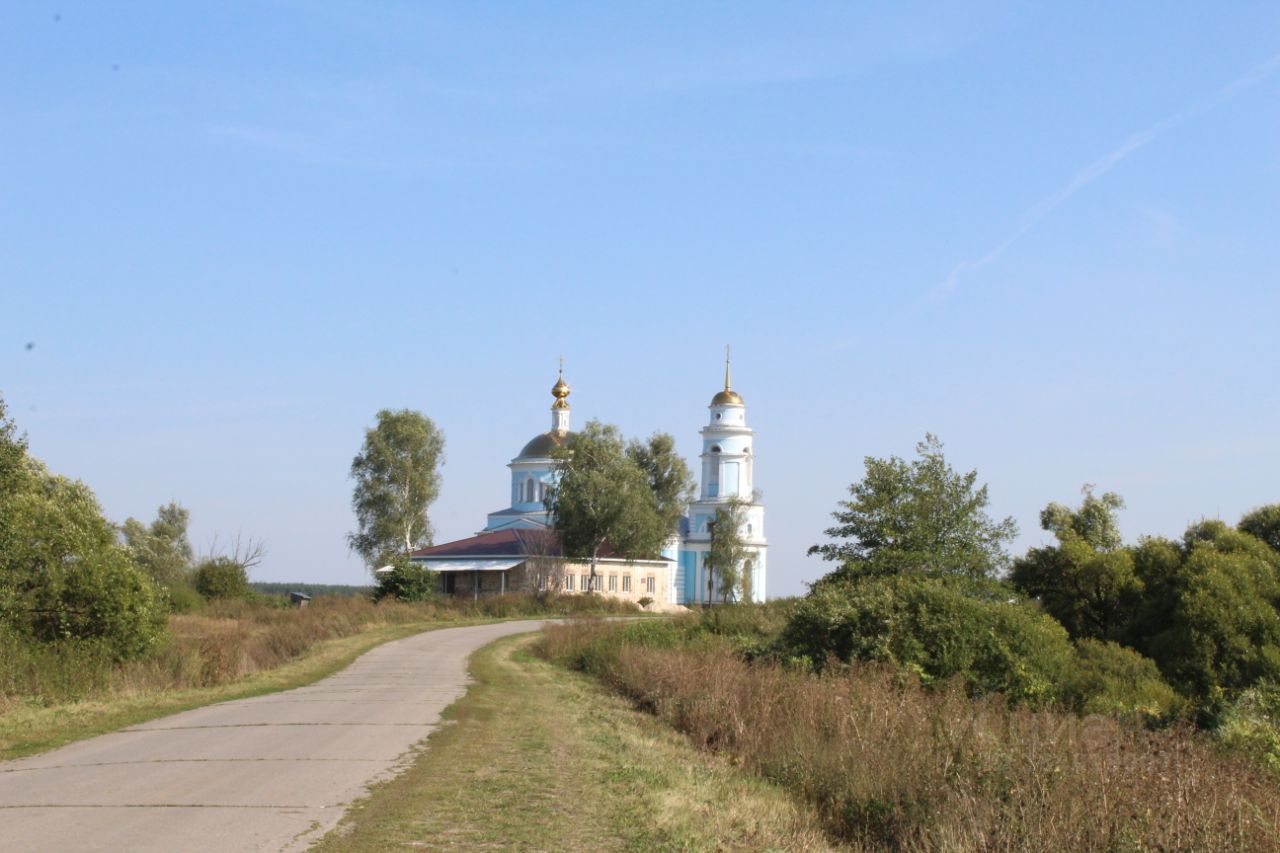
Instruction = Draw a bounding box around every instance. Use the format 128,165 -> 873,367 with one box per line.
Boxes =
679,550 -> 698,602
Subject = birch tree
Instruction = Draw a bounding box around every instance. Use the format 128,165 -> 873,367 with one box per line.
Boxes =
348,409 -> 445,570
547,420 -> 668,592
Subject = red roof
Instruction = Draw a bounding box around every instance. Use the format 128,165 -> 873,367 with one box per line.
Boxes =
411,528 -> 665,561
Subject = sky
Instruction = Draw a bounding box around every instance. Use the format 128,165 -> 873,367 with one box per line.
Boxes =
3,2 -> 1279,597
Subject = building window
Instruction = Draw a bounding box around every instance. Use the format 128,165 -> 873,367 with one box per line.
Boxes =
645,576 -> 656,594
580,574 -> 590,592
711,445 -> 721,453
539,482 -> 546,502
565,574 -> 574,590
525,478 -> 535,503
608,574 -> 617,592
622,575 -> 631,592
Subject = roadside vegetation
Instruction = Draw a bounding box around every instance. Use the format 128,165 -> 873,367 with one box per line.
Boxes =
314,633 -> 834,852
539,616 -> 1280,851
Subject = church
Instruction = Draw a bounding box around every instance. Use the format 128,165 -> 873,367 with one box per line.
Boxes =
410,355 -> 767,605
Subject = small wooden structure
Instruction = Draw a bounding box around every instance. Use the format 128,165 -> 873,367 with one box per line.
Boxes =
289,591 -> 312,608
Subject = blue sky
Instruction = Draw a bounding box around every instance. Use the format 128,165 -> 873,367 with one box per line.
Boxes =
3,2 -> 1278,596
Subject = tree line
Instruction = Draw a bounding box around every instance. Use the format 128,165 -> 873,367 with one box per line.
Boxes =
795,432 -> 1280,734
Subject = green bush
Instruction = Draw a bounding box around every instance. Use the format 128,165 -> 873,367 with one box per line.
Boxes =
1060,639 -> 1182,721
780,574 -> 1074,704
372,559 -> 438,602
1218,681 -> 1280,772
193,558 -> 250,600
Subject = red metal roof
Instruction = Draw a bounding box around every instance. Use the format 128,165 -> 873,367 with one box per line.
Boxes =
411,528 -> 666,561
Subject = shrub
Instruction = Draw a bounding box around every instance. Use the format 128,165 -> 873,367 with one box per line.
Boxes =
193,558 -> 250,600
780,574 -> 1074,704
1061,639 -> 1182,721
1217,681 -> 1280,772
372,559 -> 438,602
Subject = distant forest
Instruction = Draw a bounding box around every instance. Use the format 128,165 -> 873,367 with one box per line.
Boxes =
250,582 -> 373,598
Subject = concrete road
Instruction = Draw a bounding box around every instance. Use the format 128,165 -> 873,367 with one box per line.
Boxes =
0,620 -> 548,853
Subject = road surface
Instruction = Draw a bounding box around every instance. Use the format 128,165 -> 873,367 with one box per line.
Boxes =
0,620 -> 548,852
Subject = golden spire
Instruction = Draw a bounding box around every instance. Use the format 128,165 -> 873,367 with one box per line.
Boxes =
711,344 -> 744,406
551,357 -> 571,409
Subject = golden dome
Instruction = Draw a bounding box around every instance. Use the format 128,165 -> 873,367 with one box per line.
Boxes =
711,388 -> 744,406
518,430 -> 571,459
551,360 -> 571,409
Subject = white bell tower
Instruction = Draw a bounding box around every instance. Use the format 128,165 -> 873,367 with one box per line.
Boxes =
680,347 -> 767,603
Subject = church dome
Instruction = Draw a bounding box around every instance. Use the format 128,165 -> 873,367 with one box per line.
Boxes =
711,388 -> 744,406
517,429 -> 571,460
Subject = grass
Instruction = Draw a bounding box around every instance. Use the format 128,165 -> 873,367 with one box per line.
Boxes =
0,617 -> 472,760
0,593 -> 646,761
539,620 -> 1280,853
313,632 -> 836,852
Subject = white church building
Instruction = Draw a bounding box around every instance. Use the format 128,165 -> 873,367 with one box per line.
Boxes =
411,356 -> 767,604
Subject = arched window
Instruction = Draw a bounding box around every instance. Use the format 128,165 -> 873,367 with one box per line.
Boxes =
711,445 -> 721,453
525,477 -> 535,503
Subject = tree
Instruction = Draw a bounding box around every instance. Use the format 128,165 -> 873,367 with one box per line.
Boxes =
626,432 -> 695,537
193,557 -> 250,599
809,434 -> 1017,582
1137,524 -> 1280,706
121,502 -> 194,591
1240,504 -> 1280,555
1011,487 -> 1143,641
0,456 -> 166,659
348,409 -> 445,570
515,527 -> 565,597
548,420 -> 669,592
706,497 -> 750,603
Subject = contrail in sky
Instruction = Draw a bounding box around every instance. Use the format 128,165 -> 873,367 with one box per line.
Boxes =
937,52 -> 1280,294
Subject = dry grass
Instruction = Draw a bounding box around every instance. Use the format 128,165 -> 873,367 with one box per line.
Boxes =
539,621 -> 1280,852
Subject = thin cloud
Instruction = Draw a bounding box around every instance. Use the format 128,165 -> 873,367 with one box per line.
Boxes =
937,52 -> 1280,295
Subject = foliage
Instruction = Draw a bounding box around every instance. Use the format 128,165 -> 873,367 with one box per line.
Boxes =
548,420 -> 671,590
1217,681 -> 1280,773
0,438 -> 166,660
1136,524 -> 1280,707
372,556 -> 438,602
625,432 -> 696,536
809,434 -> 1017,582
1011,487 -> 1142,641
121,502 -> 197,608
705,497 -> 750,602
1059,638 -> 1182,721
1240,504 -> 1280,554
780,574 -> 1073,704
193,557 -> 250,600
540,621 -> 1280,851
348,409 -> 445,569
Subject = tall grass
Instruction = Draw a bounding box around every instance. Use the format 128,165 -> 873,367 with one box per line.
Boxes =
539,620 -> 1280,852
0,592 -> 637,710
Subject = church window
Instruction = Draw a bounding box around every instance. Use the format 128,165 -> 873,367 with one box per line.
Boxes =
747,523 -> 753,535
708,463 -> 719,497
525,478 -> 535,503
622,575 -> 632,592
538,482 -> 546,502
715,413 -> 722,420
711,445 -> 721,453
564,574 -> 574,590
608,574 -> 617,592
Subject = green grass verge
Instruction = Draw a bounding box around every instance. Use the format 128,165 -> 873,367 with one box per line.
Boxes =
0,618 -> 490,761
312,632 -> 836,852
